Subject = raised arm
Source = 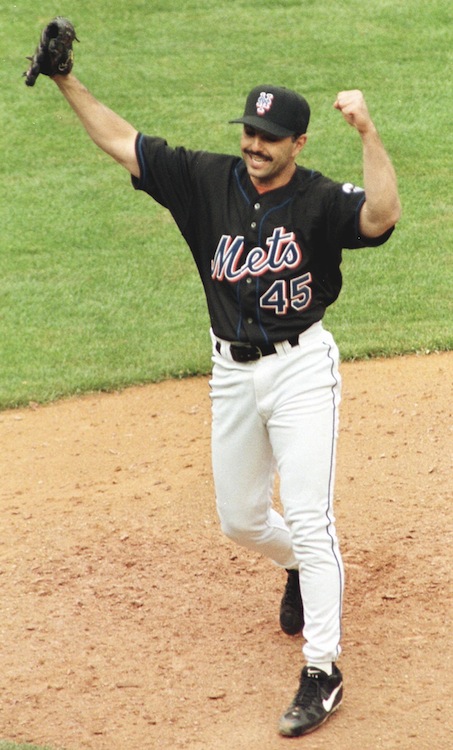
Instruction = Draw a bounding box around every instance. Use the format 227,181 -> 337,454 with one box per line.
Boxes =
53,73 -> 140,178
334,90 -> 401,238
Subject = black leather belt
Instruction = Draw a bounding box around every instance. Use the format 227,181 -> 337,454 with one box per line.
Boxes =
216,335 -> 300,362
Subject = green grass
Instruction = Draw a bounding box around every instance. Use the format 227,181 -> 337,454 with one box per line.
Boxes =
1,0 -> 452,410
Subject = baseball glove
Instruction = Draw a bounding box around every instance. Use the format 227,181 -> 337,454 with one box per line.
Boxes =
24,17 -> 79,87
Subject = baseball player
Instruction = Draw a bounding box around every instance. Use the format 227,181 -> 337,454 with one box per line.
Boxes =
25,20 -> 401,738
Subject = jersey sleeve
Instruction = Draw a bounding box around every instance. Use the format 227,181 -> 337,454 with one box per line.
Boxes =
323,179 -> 394,249
131,133 -> 200,233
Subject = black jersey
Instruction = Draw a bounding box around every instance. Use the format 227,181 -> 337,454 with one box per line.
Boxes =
132,134 -> 393,345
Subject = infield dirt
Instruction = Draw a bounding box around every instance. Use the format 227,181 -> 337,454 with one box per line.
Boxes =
0,352 -> 451,750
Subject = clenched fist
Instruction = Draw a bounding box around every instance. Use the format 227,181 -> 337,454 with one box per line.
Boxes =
333,90 -> 375,134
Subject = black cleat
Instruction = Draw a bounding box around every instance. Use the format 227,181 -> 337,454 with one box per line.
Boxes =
278,665 -> 343,737
279,569 -> 304,635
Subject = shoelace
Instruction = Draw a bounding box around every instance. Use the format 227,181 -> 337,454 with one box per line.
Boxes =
293,674 -> 321,708
282,571 -> 300,606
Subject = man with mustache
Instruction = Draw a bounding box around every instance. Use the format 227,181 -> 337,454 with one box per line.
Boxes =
28,30 -> 400,734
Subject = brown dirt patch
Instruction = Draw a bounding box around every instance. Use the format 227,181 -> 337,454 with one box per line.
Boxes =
0,352 -> 451,750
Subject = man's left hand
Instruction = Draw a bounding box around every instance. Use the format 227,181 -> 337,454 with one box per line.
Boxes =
334,90 -> 374,134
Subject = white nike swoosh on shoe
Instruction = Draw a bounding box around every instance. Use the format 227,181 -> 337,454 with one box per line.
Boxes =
322,682 -> 343,713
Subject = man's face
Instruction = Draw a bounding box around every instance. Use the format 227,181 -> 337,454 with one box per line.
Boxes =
240,126 -> 307,191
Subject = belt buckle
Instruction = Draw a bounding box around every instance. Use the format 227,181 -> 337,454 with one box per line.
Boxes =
230,343 -> 261,362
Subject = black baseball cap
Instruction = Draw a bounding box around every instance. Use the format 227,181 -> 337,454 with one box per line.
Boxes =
229,85 -> 310,138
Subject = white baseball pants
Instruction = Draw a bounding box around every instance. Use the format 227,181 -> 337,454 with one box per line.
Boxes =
209,321 -> 344,664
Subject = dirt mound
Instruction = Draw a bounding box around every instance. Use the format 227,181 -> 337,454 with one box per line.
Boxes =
0,352 -> 451,750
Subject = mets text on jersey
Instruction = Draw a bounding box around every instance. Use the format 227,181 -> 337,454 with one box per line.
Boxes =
211,227 -> 302,282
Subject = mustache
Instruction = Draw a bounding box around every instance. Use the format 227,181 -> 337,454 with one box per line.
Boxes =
244,149 -> 272,161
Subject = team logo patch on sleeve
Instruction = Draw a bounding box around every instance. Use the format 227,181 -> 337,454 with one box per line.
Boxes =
342,182 -> 364,194
256,92 -> 274,115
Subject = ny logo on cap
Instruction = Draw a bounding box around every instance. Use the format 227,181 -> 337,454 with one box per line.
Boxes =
256,91 -> 274,116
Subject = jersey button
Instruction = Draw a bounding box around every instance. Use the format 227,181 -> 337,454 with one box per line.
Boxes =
254,202 -> 261,210
251,221 -> 257,229
247,317 -> 253,324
